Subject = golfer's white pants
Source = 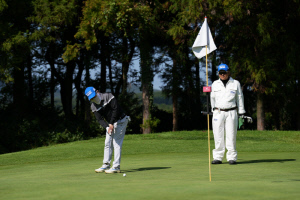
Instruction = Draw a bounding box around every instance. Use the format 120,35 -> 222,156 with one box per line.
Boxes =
212,110 -> 238,161
103,116 -> 129,168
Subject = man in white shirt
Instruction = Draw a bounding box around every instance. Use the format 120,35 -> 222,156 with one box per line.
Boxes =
210,64 -> 245,165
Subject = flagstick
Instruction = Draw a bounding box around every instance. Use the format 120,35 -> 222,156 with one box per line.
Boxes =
192,16 -> 216,182
206,45 -> 212,182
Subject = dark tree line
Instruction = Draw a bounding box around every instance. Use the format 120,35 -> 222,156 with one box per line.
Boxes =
1,0 -> 299,153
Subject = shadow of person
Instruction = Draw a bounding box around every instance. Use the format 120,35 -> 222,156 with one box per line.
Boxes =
237,159 -> 296,164
123,167 -> 171,173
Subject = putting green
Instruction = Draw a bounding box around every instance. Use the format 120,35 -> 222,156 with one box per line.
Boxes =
0,131 -> 299,199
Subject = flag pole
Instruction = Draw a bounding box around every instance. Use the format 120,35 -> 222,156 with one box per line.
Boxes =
206,45 -> 212,182
192,16 -> 216,182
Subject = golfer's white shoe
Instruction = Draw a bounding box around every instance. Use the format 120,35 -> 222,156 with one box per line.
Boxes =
95,165 -> 110,173
105,168 -> 121,174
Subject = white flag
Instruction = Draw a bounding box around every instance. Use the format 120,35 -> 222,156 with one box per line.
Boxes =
192,17 -> 217,59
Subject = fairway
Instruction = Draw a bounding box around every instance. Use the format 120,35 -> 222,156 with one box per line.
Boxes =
1,131 -> 299,199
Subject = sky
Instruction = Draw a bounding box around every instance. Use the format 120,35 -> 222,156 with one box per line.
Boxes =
132,58 -> 213,90
153,74 -> 163,90
90,58 -> 164,91
132,59 -> 164,90
91,56 -> 212,91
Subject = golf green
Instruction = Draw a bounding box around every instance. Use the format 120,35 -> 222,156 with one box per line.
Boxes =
0,131 -> 299,199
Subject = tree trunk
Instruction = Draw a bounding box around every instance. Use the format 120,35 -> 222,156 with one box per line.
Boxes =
184,47 -> 196,124
195,58 -> 201,109
60,62 -> 76,120
172,58 -> 178,131
210,24 -> 217,83
27,54 -> 33,110
211,51 -> 217,82
74,54 -> 85,118
13,64 -> 25,115
140,32 -> 153,134
46,42 -> 56,109
121,36 -> 135,95
142,82 -> 151,134
50,66 -> 55,109
108,54 -> 114,94
257,93 -> 265,130
122,37 -> 129,95
99,33 -> 107,93
114,78 -> 123,98
172,93 -> 178,132
85,57 -> 91,124
296,79 -> 300,130
297,111 -> 300,130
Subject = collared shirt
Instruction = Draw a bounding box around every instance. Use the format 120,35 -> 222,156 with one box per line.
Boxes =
90,93 -> 125,128
210,77 -> 245,114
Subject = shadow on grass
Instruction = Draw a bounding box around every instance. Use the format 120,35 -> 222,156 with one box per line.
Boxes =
123,167 -> 171,173
238,159 -> 296,164
273,179 -> 300,182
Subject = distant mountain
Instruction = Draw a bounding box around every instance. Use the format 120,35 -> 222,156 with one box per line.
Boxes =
54,85 -> 171,111
127,83 -> 161,93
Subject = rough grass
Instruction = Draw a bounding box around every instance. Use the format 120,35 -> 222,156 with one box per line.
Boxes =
0,130 -> 299,199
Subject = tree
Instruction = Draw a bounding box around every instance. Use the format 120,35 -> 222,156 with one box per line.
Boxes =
29,0 -> 83,120
139,29 -> 154,133
163,0 -> 210,131
72,0 -> 155,133
221,0 -> 300,130
0,0 -> 34,114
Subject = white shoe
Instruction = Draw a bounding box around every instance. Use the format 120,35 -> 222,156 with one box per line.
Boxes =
95,165 -> 110,173
105,168 -> 121,174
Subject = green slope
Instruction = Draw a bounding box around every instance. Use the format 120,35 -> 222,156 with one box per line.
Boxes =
1,131 -> 299,200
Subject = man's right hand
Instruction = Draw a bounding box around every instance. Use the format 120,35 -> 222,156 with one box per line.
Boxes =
107,124 -> 114,135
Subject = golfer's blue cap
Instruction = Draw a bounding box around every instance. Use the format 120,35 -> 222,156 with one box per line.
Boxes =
218,64 -> 229,72
85,87 -> 96,101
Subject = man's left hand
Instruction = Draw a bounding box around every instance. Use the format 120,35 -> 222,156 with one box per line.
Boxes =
239,114 -> 253,123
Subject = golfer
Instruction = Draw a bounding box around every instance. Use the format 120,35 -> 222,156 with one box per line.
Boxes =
210,64 -> 245,165
85,87 -> 130,173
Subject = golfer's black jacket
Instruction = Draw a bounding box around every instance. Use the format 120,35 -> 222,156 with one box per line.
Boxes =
90,93 -> 125,128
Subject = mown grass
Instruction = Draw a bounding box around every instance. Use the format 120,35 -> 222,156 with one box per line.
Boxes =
0,130 -> 299,199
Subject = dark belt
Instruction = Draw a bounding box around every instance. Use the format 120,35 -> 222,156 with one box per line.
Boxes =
213,106 -> 237,112
118,114 -> 126,121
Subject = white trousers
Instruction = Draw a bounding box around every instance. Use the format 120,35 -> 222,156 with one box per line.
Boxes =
212,110 -> 238,161
103,116 -> 129,168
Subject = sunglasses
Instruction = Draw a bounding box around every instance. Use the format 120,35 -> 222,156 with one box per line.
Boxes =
219,72 -> 227,75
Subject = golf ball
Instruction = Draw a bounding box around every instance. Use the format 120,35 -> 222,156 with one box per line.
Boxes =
123,173 -> 126,177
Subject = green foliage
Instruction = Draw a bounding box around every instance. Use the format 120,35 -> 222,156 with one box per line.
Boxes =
0,106 -> 58,153
167,25 -> 188,45
50,129 -> 83,144
62,43 -> 83,63
0,0 -> 33,83
0,0 -> 8,12
0,68 -> 13,83
226,0 -> 299,95
0,96 -> 97,154
29,0 -> 78,28
140,116 -> 161,133
74,0 -> 153,47
156,103 -> 172,112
